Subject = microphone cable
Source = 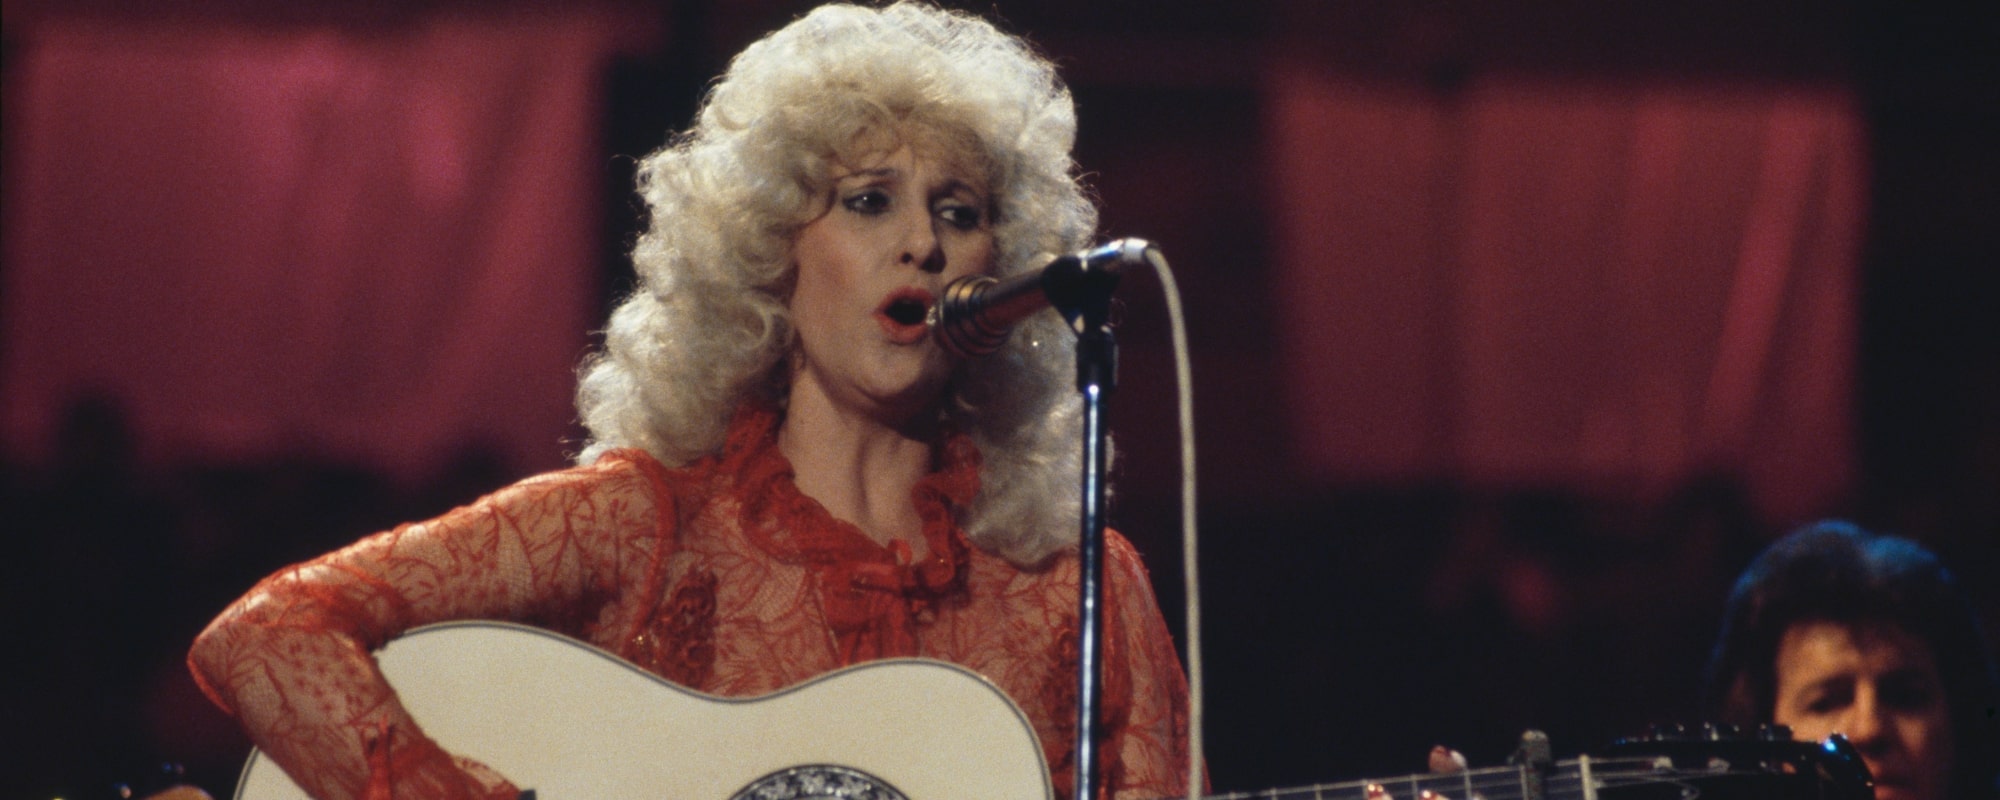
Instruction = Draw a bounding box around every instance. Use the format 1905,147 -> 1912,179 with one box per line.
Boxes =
1138,247 -> 1205,800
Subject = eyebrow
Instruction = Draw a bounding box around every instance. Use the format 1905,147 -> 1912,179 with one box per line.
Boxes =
834,166 -> 899,184
937,178 -> 987,199
1799,675 -> 1854,694
833,170 -> 987,201
1876,665 -> 1936,687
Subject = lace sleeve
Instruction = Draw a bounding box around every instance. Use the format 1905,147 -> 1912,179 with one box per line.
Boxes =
187,457 -> 672,800
1102,532 -> 1198,799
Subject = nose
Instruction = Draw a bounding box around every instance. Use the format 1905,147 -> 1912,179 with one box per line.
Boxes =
1838,688 -> 1887,751
898,212 -> 945,274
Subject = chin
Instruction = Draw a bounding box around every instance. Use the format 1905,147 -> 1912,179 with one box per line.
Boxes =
865,377 -> 951,421
1869,779 -> 1938,800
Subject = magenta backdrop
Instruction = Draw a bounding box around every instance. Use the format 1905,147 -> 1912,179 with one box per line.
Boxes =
1266,56 -> 1863,523
4,8 -> 652,483
4,10 -> 1862,521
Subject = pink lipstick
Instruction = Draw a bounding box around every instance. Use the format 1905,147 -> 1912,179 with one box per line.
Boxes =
875,287 -> 935,345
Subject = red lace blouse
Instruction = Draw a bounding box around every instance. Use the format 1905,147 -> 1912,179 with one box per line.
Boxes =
189,404 -> 1192,800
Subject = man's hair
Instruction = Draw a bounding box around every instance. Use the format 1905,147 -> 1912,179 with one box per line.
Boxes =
1705,520 -> 1999,797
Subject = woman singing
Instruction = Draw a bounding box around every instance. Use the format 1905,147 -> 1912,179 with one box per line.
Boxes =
189,4 -> 1192,798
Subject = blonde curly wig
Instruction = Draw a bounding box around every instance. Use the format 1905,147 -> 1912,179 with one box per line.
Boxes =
575,2 -> 1098,565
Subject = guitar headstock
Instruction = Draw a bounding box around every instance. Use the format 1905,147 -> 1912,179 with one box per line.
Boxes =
1595,723 -> 1875,800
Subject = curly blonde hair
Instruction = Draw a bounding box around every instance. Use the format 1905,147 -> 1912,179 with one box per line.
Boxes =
575,2 -> 1097,565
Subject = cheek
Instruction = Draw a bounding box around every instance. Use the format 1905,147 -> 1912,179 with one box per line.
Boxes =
787,272 -> 824,333
944,233 -> 997,279
1898,710 -> 1950,757
790,244 -> 860,330
1775,710 -> 1838,744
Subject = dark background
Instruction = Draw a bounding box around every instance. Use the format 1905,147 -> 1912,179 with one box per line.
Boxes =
4,0 -> 1995,797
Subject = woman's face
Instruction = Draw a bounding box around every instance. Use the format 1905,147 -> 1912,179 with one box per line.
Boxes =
787,140 -> 995,422
1772,620 -> 1954,800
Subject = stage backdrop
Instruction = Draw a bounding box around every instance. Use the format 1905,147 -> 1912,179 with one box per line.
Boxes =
3,6 -> 655,483
1265,54 -> 1865,524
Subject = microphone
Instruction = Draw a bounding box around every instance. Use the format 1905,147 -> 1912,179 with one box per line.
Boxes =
929,238 -> 1155,358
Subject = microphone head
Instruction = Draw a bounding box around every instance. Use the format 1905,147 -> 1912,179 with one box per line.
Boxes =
930,240 -> 1158,359
930,274 -> 1009,359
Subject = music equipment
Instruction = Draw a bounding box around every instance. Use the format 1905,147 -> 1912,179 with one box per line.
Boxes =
233,621 -> 1872,800
929,239 -> 1153,358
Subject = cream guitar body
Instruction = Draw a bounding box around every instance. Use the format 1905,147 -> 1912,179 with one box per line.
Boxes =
232,620 -> 1053,800
233,620 -> 1873,800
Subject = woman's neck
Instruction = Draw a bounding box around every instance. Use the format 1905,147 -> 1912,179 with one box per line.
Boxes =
777,380 -> 940,555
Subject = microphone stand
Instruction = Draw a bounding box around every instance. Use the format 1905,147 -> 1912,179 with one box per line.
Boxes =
1052,256 -> 1123,800
935,238 -> 1152,800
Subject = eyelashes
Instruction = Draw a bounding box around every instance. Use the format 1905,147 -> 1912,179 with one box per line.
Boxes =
838,187 -> 987,230
937,203 -> 983,230
841,189 -> 891,215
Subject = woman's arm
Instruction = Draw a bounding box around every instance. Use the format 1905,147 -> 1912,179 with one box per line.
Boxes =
188,457 -> 671,800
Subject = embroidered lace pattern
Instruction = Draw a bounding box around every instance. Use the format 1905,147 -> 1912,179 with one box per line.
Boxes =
189,404 -> 1191,799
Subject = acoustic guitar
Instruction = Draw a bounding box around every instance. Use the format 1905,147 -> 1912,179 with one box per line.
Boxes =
232,621 -> 1872,800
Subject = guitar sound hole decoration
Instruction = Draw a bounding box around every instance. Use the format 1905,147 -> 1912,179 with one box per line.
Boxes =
729,765 -> 910,800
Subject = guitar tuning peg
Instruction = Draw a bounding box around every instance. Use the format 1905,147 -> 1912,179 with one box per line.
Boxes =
1757,723 -> 1793,741
1701,722 -> 1741,741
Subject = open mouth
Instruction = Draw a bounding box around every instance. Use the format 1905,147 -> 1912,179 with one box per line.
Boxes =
883,296 -> 928,326
875,288 -> 936,344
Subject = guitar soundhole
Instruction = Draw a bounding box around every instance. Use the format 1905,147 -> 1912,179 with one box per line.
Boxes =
728,764 -> 910,800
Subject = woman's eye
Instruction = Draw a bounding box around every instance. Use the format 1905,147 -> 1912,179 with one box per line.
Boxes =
938,204 -> 982,230
842,190 -> 890,215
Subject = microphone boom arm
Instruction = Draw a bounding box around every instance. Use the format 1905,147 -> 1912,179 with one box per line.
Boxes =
930,238 -> 1155,359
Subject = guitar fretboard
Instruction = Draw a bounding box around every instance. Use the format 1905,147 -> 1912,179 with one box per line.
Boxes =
1195,755 -> 1661,800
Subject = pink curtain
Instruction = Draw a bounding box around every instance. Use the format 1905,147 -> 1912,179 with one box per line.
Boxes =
1267,60 -> 1865,522
4,7 -> 653,481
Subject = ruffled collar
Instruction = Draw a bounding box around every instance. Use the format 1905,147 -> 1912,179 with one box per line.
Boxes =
718,403 -> 980,662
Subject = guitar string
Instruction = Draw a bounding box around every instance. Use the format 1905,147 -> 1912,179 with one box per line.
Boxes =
1190,757 -> 1668,800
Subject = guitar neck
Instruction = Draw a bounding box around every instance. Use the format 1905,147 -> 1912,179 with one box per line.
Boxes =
1196,756 -> 1661,800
